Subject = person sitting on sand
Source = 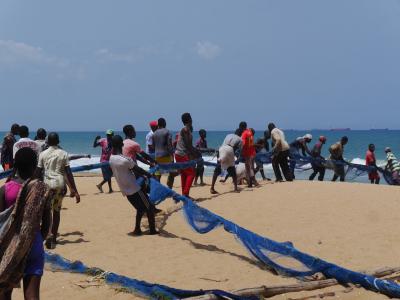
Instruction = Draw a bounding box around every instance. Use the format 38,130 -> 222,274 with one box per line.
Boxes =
93,130 -> 114,193
289,134 -> 313,179
109,135 -> 158,236
36,132 -> 80,249
329,136 -> 348,182
152,118 -> 177,188
210,133 -> 243,194
366,144 -> 380,184
194,129 -> 207,186
0,147 -> 51,300
1,123 -> 19,171
175,113 -> 201,198
384,147 -> 400,185
309,136 -> 327,181
268,123 -> 292,182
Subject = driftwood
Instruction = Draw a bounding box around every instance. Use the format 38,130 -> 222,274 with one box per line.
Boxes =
186,266 -> 400,300
288,291 -> 335,300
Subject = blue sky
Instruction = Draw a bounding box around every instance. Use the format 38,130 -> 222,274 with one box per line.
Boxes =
1,0 -> 400,131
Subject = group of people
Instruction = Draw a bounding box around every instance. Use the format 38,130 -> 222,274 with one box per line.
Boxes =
1,116 -> 400,300
0,124 -> 80,300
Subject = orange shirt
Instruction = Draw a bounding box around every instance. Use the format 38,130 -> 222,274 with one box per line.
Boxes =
241,129 -> 256,158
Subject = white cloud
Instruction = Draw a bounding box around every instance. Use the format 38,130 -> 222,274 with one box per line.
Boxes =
0,40 -> 68,67
0,40 -> 89,80
95,46 -> 159,64
196,41 -> 222,60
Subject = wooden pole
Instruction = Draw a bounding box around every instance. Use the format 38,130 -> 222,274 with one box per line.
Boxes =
186,266 -> 400,300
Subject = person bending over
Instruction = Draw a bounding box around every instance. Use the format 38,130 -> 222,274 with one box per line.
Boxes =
309,136 -> 327,181
329,136 -> 348,182
210,133 -> 242,194
109,135 -> 158,236
268,123 -> 292,182
385,147 -> 400,185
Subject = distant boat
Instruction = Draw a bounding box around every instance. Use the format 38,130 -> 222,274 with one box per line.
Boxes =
330,128 -> 351,131
370,128 -> 389,131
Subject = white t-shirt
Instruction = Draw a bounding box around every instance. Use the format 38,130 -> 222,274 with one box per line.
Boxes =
109,154 -> 141,196
219,145 -> 236,170
13,138 -> 40,158
145,131 -> 154,154
35,140 -> 47,154
271,128 -> 290,152
38,146 -> 69,189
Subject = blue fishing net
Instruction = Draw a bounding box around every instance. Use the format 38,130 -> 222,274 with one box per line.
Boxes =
45,252 -> 256,300
147,178 -> 400,298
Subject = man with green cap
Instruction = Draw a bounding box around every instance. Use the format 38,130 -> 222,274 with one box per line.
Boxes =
93,129 -> 114,193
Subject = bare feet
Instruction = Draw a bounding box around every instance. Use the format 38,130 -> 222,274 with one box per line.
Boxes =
96,184 -> 103,193
128,230 -> 142,236
210,188 -> 218,194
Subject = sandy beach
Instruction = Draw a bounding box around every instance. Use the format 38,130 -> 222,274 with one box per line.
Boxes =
8,175 -> 400,300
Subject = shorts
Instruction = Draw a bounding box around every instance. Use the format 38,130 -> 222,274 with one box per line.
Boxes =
155,155 -> 174,176
393,171 -> 400,185
368,171 -> 380,181
101,165 -> 113,181
24,232 -> 44,276
50,188 -> 65,212
126,190 -> 151,212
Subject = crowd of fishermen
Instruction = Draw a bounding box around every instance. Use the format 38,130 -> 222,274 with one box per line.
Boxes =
0,115 -> 400,299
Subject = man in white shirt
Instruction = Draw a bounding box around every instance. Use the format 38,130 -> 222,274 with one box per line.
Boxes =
268,123 -> 292,182
13,125 -> 39,158
145,121 -> 158,155
109,135 -> 158,236
210,133 -> 243,194
36,132 -> 81,249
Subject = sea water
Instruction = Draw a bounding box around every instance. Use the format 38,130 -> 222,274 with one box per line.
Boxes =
1,130 -> 399,184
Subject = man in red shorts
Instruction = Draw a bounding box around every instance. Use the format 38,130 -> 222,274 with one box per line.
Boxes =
174,113 -> 201,197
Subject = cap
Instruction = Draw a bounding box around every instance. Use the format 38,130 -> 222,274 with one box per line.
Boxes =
319,136 -> 327,142
149,121 -> 158,127
303,134 -> 313,140
106,129 -> 114,135
385,147 -> 392,153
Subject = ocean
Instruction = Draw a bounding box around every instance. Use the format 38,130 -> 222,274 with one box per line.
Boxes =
1,130 -> 399,184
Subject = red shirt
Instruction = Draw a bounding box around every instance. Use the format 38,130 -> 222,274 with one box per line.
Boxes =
365,150 -> 376,166
241,129 -> 256,158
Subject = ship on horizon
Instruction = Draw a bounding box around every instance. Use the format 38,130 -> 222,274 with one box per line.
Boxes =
330,128 -> 351,131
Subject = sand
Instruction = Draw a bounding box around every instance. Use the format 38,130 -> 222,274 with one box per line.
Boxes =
9,175 -> 400,300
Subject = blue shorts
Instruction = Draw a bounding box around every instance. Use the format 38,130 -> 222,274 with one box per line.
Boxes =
24,232 -> 44,277
101,165 -> 113,181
